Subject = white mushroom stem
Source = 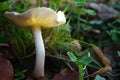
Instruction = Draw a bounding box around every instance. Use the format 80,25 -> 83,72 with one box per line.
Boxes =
32,28 -> 45,78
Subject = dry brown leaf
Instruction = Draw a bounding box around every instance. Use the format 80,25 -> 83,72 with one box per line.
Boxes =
52,68 -> 79,80
0,54 -> 14,80
87,3 -> 119,20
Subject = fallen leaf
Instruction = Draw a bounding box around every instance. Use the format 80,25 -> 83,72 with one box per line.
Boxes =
0,54 -> 14,80
26,75 -> 33,80
87,3 -> 119,21
38,77 -> 48,80
52,68 -> 79,80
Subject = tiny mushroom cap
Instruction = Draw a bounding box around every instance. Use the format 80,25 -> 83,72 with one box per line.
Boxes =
5,7 -> 66,29
5,7 -> 66,79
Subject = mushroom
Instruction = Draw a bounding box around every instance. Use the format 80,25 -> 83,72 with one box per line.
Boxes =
4,7 -> 66,79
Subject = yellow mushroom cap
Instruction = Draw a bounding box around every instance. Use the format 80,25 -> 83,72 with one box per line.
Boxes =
5,7 -> 66,29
